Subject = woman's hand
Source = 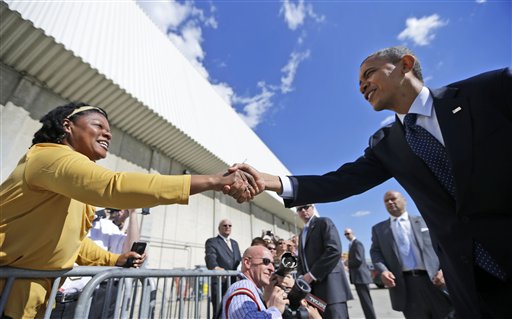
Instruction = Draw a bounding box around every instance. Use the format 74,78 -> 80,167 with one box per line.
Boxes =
116,252 -> 146,268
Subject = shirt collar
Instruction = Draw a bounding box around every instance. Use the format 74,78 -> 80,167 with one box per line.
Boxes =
390,211 -> 409,222
396,86 -> 432,124
219,234 -> 230,241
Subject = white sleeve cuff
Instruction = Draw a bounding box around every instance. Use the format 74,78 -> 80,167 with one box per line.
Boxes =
279,175 -> 293,199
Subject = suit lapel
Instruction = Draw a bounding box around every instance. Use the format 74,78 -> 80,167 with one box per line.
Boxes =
409,216 -> 424,252
389,119 -> 440,182
304,217 -> 317,248
431,87 -> 473,208
218,235 -> 233,258
382,220 -> 401,262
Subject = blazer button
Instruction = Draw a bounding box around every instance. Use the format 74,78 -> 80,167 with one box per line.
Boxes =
460,256 -> 470,264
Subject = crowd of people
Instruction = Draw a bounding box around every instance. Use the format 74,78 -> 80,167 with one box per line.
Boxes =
1,44 -> 510,319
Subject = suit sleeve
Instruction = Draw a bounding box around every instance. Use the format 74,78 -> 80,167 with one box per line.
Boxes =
310,218 -> 342,282
284,144 -> 391,208
369,225 -> 389,274
348,241 -> 364,269
205,238 -> 219,269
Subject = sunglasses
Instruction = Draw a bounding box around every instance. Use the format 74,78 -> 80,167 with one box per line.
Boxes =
222,224 -> 232,227
248,257 -> 273,266
296,205 -> 312,212
344,233 -> 351,236
268,247 -> 276,250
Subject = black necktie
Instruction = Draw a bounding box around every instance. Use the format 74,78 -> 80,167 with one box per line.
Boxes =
403,113 -> 456,197
404,113 -> 507,281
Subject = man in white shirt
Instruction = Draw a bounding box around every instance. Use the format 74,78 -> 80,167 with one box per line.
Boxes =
51,208 -> 141,319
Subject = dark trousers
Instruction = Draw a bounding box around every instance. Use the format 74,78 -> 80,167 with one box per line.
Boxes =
50,281 -> 119,319
402,273 -> 452,319
474,266 -> 512,319
322,302 -> 348,319
354,283 -> 376,319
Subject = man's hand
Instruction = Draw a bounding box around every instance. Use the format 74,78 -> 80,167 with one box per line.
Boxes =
218,169 -> 255,203
301,300 -> 322,319
116,252 -> 146,268
432,269 -> 446,288
381,270 -> 396,288
303,272 -> 315,284
264,285 -> 289,314
274,274 -> 295,290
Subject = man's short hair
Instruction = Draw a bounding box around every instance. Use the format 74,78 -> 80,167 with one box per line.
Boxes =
363,46 -> 424,83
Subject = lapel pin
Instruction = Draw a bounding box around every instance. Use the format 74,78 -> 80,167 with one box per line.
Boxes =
452,106 -> 462,114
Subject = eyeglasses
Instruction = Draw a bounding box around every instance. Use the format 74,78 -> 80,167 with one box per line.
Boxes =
248,257 -> 273,266
296,205 -> 312,212
222,224 -> 232,227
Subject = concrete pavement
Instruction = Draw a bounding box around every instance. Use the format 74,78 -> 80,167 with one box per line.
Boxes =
347,284 -> 405,319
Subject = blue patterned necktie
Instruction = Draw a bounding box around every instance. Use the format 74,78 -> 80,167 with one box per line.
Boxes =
395,218 -> 417,270
403,113 -> 456,197
404,113 -> 507,281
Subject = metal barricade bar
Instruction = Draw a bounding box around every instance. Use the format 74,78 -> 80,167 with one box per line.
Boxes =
0,266 -> 239,319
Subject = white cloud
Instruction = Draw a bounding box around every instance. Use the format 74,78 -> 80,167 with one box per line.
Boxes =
351,210 -> 371,217
380,115 -> 395,127
212,82 -> 235,105
137,1 -> 217,78
280,0 -> 324,30
397,14 -> 448,46
233,82 -> 276,128
475,0 -> 486,3
280,50 -> 310,93
138,0 -> 311,129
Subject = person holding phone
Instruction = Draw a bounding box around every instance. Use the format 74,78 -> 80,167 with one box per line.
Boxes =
0,102 -> 261,319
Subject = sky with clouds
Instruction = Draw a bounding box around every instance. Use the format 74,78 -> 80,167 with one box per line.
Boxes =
137,0 -> 510,252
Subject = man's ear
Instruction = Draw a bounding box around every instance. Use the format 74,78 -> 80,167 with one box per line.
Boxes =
401,54 -> 416,75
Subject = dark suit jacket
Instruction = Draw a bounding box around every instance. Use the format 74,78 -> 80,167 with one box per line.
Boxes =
347,238 -> 372,285
284,68 -> 512,318
205,235 -> 241,271
298,216 -> 353,305
370,215 -> 440,311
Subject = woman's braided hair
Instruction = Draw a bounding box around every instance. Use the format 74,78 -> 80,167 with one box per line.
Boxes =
31,102 -> 108,145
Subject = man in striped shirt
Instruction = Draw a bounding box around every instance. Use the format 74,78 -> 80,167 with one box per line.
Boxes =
221,245 -> 288,319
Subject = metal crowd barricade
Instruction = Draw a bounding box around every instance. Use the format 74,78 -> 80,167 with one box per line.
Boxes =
0,266 -> 239,318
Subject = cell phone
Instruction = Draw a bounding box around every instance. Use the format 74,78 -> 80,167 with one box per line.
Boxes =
124,241 -> 147,268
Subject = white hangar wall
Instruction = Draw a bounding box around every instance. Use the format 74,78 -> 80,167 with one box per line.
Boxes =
0,0 -> 303,269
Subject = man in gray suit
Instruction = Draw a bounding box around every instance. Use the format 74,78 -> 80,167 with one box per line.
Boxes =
370,191 -> 452,318
205,219 -> 242,318
296,204 -> 353,319
344,228 -> 376,319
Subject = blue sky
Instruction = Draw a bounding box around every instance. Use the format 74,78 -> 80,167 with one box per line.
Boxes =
138,0 -> 511,253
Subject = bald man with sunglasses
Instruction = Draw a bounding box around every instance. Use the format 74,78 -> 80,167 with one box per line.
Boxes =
221,245 -> 287,319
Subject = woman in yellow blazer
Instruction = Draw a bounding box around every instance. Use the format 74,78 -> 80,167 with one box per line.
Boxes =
0,102 -> 260,318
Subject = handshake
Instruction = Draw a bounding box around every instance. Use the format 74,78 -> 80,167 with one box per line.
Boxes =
213,163 -> 279,204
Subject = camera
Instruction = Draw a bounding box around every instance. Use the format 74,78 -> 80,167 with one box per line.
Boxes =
275,252 -> 298,277
282,277 -> 311,319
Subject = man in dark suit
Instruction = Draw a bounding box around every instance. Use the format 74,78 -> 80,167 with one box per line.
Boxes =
344,228 -> 376,319
205,219 -> 242,318
296,204 -> 352,319
370,191 -> 451,318
232,46 -> 511,318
